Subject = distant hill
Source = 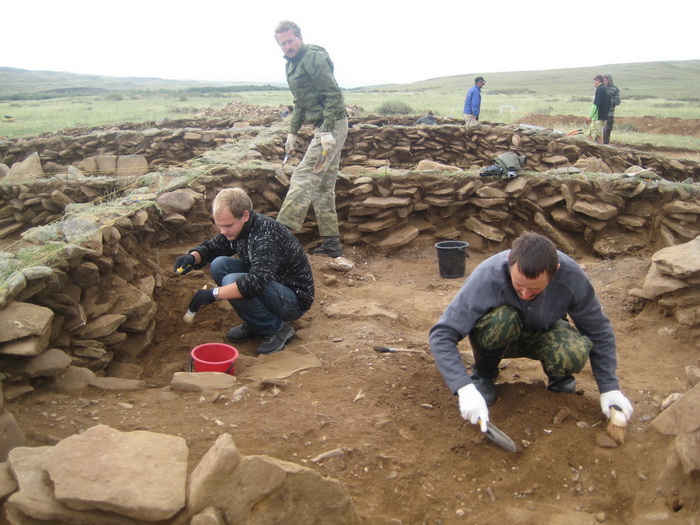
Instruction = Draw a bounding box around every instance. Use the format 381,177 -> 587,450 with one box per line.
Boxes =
2,60 -> 699,100
357,60 -> 700,100
0,67 -> 286,99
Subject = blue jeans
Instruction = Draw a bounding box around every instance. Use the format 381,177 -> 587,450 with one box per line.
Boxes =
209,257 -> 305,335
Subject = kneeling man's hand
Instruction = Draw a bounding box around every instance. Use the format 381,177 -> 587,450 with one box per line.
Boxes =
600,390 -> 634,421
173,254 -> 195,274
458,383 -> 489,432
187,289 -> 216,313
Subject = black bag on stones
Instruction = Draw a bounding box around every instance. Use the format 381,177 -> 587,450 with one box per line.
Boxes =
480,152 -> 527,178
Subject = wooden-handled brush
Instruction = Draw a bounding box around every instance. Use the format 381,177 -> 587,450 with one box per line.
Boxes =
183,285 -> 208,324
607,405 -> 627,444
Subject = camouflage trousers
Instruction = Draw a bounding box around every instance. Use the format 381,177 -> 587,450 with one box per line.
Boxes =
470,305 -> 592,378
277,117 -> 349,237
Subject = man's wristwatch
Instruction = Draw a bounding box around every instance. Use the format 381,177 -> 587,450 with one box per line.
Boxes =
212,287 -> 220,300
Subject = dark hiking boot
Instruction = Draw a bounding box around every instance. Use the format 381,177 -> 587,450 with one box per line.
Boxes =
470,369 -> 497,406
313,236 -> 343,258
546,374 -> 577,394
227,323 -> 255,343
257,322 -> 295,355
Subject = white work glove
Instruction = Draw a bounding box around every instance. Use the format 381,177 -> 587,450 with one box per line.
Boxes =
600,390 -> 634,420
457,383 -> 489,432
320,131 -> 336,154
285,133 -> 297,154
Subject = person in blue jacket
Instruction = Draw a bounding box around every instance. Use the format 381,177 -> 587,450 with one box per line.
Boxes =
463,76 -> 486,127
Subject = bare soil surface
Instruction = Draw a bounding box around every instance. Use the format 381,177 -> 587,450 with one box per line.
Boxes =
8,234 -> 700,524
515,114 -> 700,138
515,114 -> 700,162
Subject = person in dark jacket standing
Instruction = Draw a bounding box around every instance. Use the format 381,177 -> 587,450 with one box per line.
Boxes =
173,188 -> 314,355
429,232 -> 633,433
586,75 -> 610,144
463,76 -> 486,127
603,73 -> 621,145
275,20 -> 348,258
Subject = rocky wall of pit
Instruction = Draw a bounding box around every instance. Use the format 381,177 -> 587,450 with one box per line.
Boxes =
1,165 -> 698,392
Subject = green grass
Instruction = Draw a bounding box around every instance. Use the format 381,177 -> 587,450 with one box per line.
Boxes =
1,60 -> 699,154
0,93 -> 257,137
340,91 -> 700,122
4,89 -> 698,140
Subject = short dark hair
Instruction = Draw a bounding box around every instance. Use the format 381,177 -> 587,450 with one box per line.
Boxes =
275,20 -> 301,38
508,233 -> 559,278
594,75 -> 604,82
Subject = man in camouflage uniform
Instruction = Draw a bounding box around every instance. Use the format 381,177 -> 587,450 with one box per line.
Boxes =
429,232 -> 634,432
274,20 -> 348,258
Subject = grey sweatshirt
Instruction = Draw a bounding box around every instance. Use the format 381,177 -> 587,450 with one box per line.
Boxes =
428,250 -> 620,395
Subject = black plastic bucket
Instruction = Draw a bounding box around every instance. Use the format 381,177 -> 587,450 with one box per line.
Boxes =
435,241 -> 470,279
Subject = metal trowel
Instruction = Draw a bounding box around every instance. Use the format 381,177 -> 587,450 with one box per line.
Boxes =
275,152 -> 291,182
480,419 -> 517,453
373,345 -> 426,354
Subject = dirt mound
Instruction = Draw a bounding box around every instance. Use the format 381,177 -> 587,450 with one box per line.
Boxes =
516,113 -> 700,138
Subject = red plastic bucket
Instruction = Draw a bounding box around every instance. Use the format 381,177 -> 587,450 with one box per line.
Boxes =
190,343 -> 239,375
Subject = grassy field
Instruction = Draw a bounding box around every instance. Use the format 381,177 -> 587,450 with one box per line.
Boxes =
1,61 -> 699,149
1,93 -> 243,138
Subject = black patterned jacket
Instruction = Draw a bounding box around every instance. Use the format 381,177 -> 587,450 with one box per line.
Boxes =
189,212 -> 314,311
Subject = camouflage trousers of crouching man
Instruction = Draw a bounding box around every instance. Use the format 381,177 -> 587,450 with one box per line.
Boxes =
277,116 -> 349,237
469,305 -> 592,379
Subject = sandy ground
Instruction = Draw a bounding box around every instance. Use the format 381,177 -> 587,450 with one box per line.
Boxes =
7,233 -> 699,524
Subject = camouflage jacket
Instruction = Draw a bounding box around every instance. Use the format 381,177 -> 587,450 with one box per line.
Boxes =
285,44 -> 347,134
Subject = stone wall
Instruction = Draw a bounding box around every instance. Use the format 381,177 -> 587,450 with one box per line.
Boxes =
332,164 -> 700,256
1,167 -> 698,389
338,122 -> 698,181
2,117 -> 698,245
2,117 -> 699,182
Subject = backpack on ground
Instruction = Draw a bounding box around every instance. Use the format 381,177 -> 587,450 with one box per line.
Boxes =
480,152 -> 527,178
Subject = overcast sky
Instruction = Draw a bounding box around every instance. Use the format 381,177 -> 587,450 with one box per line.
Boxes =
4,1 -> 697,88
